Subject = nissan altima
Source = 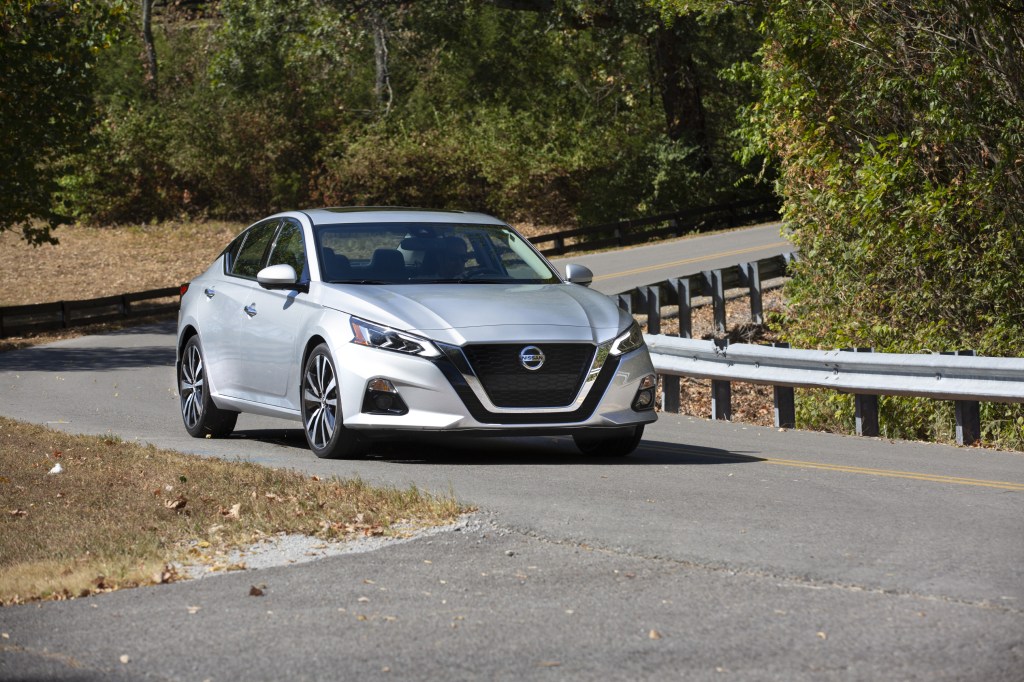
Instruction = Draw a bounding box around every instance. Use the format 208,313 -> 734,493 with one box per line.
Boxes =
176,208 -> 657,458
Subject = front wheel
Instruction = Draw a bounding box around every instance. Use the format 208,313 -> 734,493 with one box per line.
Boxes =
301,344 -> 367,459
179,335 -> 238,438
573,425 -> 645,457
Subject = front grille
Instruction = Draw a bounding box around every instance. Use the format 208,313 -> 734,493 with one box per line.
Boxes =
462,344 -> 595,408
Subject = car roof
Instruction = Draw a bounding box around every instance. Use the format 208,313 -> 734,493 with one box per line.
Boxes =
296,207 -> 507,227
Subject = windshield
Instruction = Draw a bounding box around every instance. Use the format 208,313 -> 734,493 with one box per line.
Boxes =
315,222 -> 560,285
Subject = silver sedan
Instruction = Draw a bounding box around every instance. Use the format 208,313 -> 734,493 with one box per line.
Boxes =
176,208 -> 657,458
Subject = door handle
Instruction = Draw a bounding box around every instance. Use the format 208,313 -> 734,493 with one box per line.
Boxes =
204,288 -> 216,299
244,303 -> 257,318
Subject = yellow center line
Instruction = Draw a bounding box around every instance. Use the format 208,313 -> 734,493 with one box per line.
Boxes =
593,241 -> 793,282
645,444 -> 1024,491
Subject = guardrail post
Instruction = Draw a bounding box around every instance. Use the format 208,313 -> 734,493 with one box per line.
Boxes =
616,293 -> 633,315
740,261 -> 763,325
660,375 -> 680,413
645,286 -> 661,334
843,348 -> 880,437
943,350 -> 981,445
554,236 -> 565,255
710,338 -> 731,421
772,342 -> 796,428
702,269 -> 726,334
60,301 -> 70,329
670,277 -> 692,339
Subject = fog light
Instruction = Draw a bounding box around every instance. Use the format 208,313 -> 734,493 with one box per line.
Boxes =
372,393 -> 395,411
632,374 -> 657,411
362,378 -> 408,415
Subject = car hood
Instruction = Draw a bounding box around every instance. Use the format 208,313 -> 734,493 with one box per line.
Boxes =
319,283 -> 626,345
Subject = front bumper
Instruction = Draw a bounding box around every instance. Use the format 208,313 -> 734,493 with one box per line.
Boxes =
338,343 -> 657,432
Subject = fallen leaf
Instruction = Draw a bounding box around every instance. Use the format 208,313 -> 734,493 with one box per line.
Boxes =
817,631 -> 828,640
9,509 -> 27,517
649,629 -> 663,640
119,655 -> 130,664
221,503 -> 241,519
187,606 -> 201,614
164,495 -> 187,511
249,585 -> 265,597
538,661 -> 561,668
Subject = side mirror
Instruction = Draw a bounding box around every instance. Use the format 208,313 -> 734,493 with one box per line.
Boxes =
564,263 -> 593,287
257,264 -> 300,290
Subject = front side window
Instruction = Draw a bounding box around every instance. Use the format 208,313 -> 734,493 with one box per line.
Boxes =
230,220 -> 279,279
315,222 -> 559,285
267,220 -> 307,279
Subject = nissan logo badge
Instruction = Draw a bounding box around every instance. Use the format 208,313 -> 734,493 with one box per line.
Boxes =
519,345 -> 545,371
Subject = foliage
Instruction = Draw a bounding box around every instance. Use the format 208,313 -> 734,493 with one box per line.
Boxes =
0,0 -> 127,244
744,0 -> 1024,446
50,0 -> 766,228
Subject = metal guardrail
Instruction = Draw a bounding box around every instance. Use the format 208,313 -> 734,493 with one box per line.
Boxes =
615,252 -> 798,337
647,335 -> 1024,446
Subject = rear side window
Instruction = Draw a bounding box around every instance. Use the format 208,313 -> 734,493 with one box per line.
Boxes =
230,220 -> 279,279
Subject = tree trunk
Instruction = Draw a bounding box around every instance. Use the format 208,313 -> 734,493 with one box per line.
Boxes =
141,0 -> 158,96
651,22 -> 712,172
371,10 -> 392,115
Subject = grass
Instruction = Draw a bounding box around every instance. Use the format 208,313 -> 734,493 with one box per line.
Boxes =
0,416 -> 468,605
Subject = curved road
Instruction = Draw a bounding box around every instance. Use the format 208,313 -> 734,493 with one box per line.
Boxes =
1,226 -> 1021,681
551,222 -> 791,294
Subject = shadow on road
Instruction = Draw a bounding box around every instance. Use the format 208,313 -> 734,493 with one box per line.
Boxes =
230,428 -> 764,467
0,345 -> 176,372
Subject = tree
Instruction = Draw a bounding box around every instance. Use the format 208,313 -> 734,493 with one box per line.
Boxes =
741,0 -> 1024,443
0,0 -> 125,244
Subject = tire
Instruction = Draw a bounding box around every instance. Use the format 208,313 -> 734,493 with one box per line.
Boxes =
573,425 -> 645,457
301,344 -> 367,459
179,335 -> 238,438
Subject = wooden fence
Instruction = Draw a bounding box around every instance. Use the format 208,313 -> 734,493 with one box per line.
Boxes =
532,198 -> 781,257
0,286 -> 181,338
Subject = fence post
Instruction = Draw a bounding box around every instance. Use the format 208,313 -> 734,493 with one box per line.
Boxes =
702,269 -> 726,334
710,338 -> 731,421
772,342 -> 796,428
661,375 -> 680,413
555,236 -> 565,255
740,261 -> 763,325
645,286 -> 661,335
60,301 -> 70,329
617,293 -> 633,315
671,277 -> 692,339
943,350 -> 981,445
843,348 -> 879,437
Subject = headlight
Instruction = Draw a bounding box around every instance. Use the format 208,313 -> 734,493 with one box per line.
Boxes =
610,320 -> 645,356
350,317 -> 440,358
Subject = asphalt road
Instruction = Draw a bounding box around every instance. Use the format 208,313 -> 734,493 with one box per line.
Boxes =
550,222 -> 792,294
1,226 -> 1022,681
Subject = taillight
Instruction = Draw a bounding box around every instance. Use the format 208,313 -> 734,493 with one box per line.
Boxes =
180,283 -> 190,299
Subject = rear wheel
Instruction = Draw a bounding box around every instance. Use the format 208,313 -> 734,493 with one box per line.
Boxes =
179,336 -> 238,438
573,425 -> 644,457
301,344 -> 366,459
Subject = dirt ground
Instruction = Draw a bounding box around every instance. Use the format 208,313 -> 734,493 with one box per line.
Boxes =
0,221 -> 784,426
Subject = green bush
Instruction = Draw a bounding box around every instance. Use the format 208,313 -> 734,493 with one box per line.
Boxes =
746,0 -> 1024,447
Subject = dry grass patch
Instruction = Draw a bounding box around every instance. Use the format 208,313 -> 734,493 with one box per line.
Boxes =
0,416 -> 467,605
